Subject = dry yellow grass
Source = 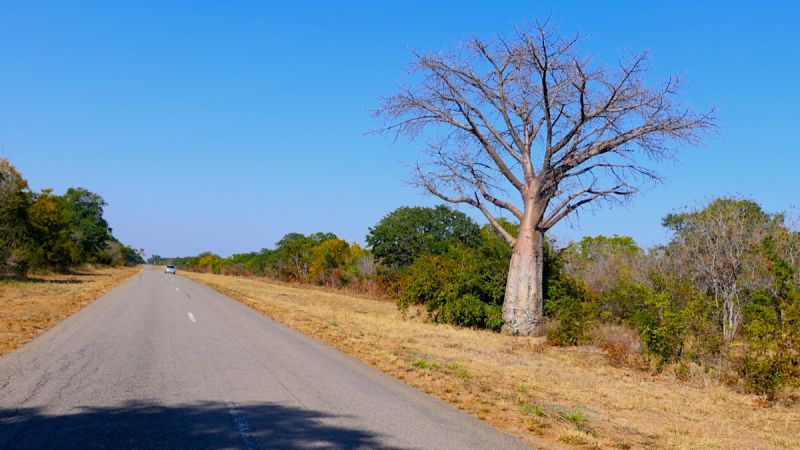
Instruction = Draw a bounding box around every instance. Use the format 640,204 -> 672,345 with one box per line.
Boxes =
185,271 -> 800,449
0,266 -> 140,357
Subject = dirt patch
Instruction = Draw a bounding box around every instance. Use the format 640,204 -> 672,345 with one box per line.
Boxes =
185,271 -> 800,449
0,266 -> 141,357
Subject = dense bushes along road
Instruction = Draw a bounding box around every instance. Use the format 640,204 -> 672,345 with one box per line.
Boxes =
0,159 -> 143,276
163,200 -> 800,399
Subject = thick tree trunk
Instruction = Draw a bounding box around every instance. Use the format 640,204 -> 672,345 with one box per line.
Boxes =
502,224 -> 544,336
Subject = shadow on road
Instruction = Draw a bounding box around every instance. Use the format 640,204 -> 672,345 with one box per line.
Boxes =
14,278 -> 87,284
0,401 -> 406,450
0,276 -> 86,284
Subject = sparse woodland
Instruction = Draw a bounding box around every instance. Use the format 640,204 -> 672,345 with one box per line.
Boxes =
167,198 -> 800,400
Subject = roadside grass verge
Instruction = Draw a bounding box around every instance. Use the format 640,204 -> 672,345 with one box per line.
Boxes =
185,271 -> 800,449
0,266 -> 140,357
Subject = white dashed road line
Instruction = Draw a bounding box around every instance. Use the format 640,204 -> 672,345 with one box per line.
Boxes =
227,401 -> 261,450
187,312 -> 197,323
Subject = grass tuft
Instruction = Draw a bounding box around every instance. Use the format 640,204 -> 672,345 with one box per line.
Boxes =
559,432 -> 590,445
446,363 -> 470,379
520,402 -> 545,417
411,359 -> 440,370
561,408 -> 588,425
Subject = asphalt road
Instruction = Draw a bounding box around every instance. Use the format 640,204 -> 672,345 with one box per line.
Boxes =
0,267 -> 527,449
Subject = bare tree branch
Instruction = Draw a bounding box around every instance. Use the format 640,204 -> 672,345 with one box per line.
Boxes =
376,22 -> 713,244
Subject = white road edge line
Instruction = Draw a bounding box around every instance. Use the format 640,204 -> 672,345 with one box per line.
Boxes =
187,312 -> 197,323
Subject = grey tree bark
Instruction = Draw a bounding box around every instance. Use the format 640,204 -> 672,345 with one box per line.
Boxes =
503,218 -> 544,335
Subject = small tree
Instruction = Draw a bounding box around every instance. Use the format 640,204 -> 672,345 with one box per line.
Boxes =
0,159 -> 33,276
309,238 -> 351,286
274,232 -> 338,281
60,187 -> 112,263
566,235 -> 645,293
147,254 -> 164,265
664,198 -> 778,341
377,22 -> 714,334
366,205 -> 482,270
28,189 -> 80,271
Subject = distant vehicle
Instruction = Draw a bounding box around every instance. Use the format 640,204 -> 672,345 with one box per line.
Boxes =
164,265 -> 176,274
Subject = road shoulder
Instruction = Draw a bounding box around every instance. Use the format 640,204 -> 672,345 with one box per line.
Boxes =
0,266 -> 142,358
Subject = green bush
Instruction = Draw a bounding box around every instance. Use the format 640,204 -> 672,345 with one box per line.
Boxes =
546,296 -> 597,346
738,351 -> 793,399
397,252 -> 457,310
484,304 -> 504,331
436,294 -> 486,327
544,272 -> 596,346
734,239 -> 800,398
738,296 -> 800,397
432,294 -> 503,331
629,291 -> 689,365
396,243 -> 507,331
597,281 -> 653,323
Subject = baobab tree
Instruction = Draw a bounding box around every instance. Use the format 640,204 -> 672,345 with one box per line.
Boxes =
377,22 -> 714,335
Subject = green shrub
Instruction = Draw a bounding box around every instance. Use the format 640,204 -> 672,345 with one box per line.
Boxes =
436,294 -> 487,328
738,351 -> 793,399
738,290 -> 800,398
630,291 -> 688,366
544,275 -> 596,346
396,244 -> 506,331
547,297 -> 594,346
484,304 -> 504,331
397,252 -> 458,311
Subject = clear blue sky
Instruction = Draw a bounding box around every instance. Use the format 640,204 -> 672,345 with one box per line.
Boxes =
1,1 -> 797,257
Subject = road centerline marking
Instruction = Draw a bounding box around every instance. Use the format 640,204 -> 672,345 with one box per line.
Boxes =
187,312 -> 197,323
227,401 -> 260,450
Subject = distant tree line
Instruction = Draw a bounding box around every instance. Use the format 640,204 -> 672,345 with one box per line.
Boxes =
0,158 -> 143,277
164,199 -> 799,398
153,231 -> 379,295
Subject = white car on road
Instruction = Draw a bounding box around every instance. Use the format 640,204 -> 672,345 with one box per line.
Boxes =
164,264 -> 176,274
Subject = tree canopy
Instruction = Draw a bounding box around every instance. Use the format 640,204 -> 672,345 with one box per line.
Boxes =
0,158 -> 141,276
366,205 -> 482,269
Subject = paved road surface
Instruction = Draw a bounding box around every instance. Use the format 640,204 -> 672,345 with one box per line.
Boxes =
0,267 -> 527,449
